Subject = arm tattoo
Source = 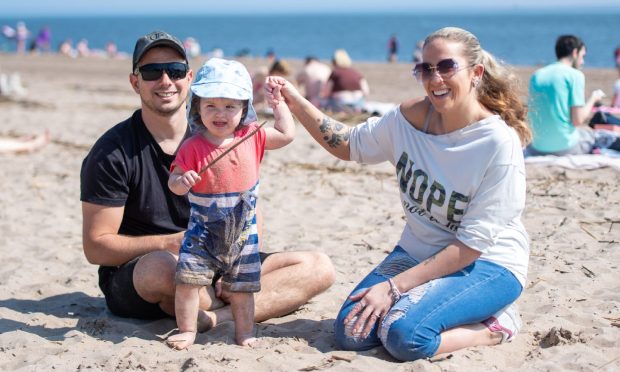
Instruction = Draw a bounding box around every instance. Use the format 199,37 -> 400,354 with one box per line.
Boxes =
319,116 -> 350,148
423,253 -> 438,266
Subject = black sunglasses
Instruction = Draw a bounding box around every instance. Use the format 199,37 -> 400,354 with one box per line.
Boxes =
412,58 -> 470,82
136,62 -> 189,81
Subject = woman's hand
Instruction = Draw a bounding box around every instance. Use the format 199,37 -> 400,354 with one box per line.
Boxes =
264,76 -> 302,108
343,281 -> 394,338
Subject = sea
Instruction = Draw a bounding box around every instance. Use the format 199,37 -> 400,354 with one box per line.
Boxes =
0,12 -> 619,68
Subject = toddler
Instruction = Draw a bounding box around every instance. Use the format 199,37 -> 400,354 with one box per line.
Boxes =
167,58 -> 294,349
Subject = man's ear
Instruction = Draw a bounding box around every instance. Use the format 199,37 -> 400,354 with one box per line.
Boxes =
129,73 -> 140,94
571,48 -> 579,61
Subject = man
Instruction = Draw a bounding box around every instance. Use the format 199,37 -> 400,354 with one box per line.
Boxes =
295,56 -> 331,108
80,30 -> 335,328
528,35 -> 605,155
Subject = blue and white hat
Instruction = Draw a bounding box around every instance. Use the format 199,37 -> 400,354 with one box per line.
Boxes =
187,58 -> 257,133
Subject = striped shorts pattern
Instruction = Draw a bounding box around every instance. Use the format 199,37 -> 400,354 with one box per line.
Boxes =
176,182 -> 261,292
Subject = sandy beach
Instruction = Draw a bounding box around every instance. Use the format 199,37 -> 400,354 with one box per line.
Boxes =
0,53 -> 619,371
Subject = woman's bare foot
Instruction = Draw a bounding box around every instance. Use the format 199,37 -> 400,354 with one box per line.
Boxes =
166,331 -> 196,350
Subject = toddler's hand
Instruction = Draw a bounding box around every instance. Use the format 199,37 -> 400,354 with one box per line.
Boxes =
267,85 -> 284,109
179,170 -> 201,192
264,76 -> 287,107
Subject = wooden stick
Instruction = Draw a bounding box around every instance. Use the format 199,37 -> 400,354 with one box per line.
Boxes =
198,121 -> 267,175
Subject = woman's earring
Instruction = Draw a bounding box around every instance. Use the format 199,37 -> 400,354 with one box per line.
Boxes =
472,78 -> 480,88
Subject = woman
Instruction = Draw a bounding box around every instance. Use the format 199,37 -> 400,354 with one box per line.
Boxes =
323,49 -> 369,113
266,27 -> 531,361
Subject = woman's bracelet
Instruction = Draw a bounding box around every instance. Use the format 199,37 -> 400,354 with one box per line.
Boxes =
388,278 -> 402,304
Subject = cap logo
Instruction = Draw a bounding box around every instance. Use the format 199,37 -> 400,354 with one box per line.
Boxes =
149,32 -> 167,40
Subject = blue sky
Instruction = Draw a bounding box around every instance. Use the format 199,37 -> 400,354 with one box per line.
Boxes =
2,0 -> 619,16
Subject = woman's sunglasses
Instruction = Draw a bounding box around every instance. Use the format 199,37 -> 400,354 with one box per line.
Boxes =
412,58 -> 471,83
136,62 -> 189,81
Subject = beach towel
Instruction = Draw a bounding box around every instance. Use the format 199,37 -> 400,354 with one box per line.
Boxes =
525,153 -> 620,171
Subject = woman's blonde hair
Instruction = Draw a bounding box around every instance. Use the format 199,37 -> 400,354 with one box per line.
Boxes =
332,49 -> 352,68
424,27 -> 532,145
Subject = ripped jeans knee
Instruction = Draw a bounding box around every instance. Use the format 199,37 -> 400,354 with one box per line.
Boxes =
334,246 -> 522,361
334,246 -> 418,351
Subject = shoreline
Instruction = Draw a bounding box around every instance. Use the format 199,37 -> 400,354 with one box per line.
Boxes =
1,53 -> 618,108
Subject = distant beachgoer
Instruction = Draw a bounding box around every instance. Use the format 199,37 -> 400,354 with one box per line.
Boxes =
183,37 -> 201,58
387,34 -> 398,63
76,39 -> 90,57
296,56 -> 332,108
265,48 -> 276,65
613,48 -> 620,108
58,39 -> 75,57
33,26 -> 52,53
527,35 -> 618,155
251,66 -> 269,112
265,26 -> 530,361
105,42 -> 118,58
2,21 -> 29,54
0,130 -> 50,154
209,48 -> 224,59
412,40 -> 424,64
268,59 -> 291,78
15,22 -> 29,54
324,49 -> 369,113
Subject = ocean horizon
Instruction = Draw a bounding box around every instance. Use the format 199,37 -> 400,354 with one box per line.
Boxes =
1,12 -> 619,67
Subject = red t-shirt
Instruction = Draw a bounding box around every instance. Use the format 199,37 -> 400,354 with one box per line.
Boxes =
172,123 -> 266,194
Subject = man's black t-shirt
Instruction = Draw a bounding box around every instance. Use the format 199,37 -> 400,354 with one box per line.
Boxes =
80,109 -> 191,237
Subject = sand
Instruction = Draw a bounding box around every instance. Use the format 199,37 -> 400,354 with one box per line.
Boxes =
0,53 -> 619,371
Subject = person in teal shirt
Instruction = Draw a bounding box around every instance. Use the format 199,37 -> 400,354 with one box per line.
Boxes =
528,35 -> 605,155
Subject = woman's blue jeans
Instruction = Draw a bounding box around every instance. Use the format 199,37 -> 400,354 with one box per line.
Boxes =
334,246 -> 522,361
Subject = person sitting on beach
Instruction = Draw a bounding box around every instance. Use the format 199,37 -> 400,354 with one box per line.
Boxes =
268,59 -> 291,79
165,58 -> 295,349
324,49 -> 369,113
527,35 -> 608,156
80,30 -> 334,334
296,56 -> 332,108
0,130 -> 49,154
265,26 -> 530,361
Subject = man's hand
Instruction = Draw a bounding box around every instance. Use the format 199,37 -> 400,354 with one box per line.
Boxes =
163,231 -> 185,254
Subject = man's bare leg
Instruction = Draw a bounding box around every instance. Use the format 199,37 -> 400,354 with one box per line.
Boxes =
208,251 -> 336,326
132,250 -> 224,317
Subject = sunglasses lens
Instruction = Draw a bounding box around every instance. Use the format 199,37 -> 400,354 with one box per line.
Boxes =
166,63 -> 188,79
139,63 -> 188,81
413,63 -> 430,80
436,59 -> 459,74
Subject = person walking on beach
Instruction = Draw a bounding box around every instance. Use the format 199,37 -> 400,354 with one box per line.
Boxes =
266,26 -> 530,361
80,30 -> 334,334
165,58 -> 295,349
387,34 -> 398,63
527,35 -> 606,155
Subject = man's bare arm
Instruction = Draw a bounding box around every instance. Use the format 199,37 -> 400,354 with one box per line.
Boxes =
81,202 -> 183,266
